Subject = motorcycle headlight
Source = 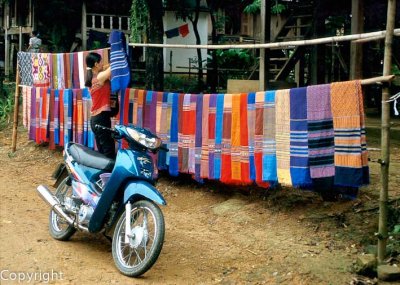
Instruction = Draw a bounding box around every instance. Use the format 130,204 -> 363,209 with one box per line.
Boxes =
126,127 -> 162,150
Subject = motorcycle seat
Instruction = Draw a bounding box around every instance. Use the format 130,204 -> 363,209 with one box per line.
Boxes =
68,143 -> 115,172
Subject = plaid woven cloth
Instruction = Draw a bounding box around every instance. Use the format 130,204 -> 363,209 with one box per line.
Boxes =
289,87 -> 312,187
307,84 -> 335,179
331,80 -> 369,187
275,89 -> 292,186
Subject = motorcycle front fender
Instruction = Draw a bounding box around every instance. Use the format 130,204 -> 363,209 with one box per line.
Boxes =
123,180 -> 167,206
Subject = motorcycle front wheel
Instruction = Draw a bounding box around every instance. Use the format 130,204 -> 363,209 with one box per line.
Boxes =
112,200 -> 165,277
48,177 -> 76,241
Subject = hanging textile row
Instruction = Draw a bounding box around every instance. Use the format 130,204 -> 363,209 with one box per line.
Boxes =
21,80 -> 369,191
17,49 -> 109,89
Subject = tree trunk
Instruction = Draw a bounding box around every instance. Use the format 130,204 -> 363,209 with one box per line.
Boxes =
190,0 -> 204,92
145,0 -> 164,91
206,0 -> 218,92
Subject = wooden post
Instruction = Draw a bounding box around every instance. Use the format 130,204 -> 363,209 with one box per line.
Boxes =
378,0 -> 396,264
350,0 -> 364,79
82,1 -> 87,50
259,0 -> 266,91
11,65 -> 20,152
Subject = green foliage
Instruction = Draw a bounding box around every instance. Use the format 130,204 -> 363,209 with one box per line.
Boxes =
271,3 -> 286,15
243,0 -> 260,14
164,75 -> 199,93
242,0 -> 287,15
0,84 -> 14,129
213,49 -> 257,70
130,0 -> 149,42
392,64 -> 400,76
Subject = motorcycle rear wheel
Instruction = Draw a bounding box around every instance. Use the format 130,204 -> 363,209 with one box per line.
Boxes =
49,177 -> 76,241
112,200 -> 165,277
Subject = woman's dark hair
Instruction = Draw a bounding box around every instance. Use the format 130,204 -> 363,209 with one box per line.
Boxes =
85,52 -> 102,87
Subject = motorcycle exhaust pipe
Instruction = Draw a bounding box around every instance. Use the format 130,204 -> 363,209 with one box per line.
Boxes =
36,185 -> 88,231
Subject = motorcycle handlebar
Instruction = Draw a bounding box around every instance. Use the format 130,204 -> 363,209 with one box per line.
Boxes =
94,124 -> 119,135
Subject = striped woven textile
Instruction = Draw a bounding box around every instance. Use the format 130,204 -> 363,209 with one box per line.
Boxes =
275,89 -> 292,186
290,87 -> 312,187
165,92 -> 174,167
231,93 -> 242,182
29,87 -> 36,141
84,88 -> 95,148
331,80 -> 369,187
22,86 -> 30,128
254,92 -> 264,185
17,52 -> 33,86
51,54 -> 58,89
194,94 -> 203,181
59,90 -> 64,146
221,93 -> 232,183
179,94 -> 191,173
63,89 -> 73,145
54,90 -> 60,146
42,88 -> 49,143
35,87 -> 41,143
307,84 -> 335,179
49,89 -> 55,149
109,31 -> 130,93
200,94 -> 210,178
188,94 -> 197,174
247,92 -> 256,181
214,94 -> 224,180
262,90 -> 277,184
208,94 -> 217,179
240,93 -> 251,184
78,52 -> 85,89
157,92 -> 169,170
169,92 -> 180,176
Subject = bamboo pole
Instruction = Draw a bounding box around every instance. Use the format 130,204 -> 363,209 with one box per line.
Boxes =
378,0 -> 396,264
11,65 -> 21,152
128,28 -> 400,50
360,75 -> 395,85
353,30 -> 400,43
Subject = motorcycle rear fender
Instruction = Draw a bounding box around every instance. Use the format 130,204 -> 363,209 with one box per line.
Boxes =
123,180 -> 167,206
52,163 -> 69,188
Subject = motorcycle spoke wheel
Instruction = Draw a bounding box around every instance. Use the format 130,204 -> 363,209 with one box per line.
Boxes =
48,177 -> 76,241
112,200 -> 164,277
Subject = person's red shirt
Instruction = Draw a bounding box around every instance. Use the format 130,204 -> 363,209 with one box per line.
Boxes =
90,77 -> 111,116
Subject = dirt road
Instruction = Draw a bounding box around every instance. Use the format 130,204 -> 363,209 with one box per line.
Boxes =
0,122 -> 399,284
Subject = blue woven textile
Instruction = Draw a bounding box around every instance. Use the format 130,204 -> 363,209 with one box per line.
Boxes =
109,30 -> 130,93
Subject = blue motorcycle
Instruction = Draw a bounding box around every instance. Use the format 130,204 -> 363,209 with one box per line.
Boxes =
37,124 -> 167,277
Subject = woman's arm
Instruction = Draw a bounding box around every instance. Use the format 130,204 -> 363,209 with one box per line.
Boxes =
97,66 -> 111,85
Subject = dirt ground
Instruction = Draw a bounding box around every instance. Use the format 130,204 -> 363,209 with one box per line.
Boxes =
0,116 -> 399,285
